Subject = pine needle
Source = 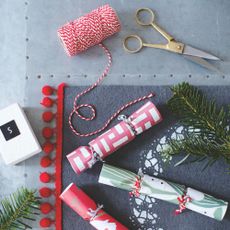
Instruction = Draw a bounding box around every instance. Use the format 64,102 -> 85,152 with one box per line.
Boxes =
0,188 -> 40,230
161,82 -> 230,170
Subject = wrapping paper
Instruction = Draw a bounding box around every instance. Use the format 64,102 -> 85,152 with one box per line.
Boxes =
67,101 -> 162,174
60,183 -> 128,230
99,164 -> 228,221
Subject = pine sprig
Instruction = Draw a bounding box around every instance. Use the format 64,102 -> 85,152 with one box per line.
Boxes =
0,188 -> 40,230
162,82 -> 230,169
164,134 -> 230,160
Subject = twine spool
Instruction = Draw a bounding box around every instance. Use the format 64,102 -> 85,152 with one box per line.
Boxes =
57,4 -> 121,56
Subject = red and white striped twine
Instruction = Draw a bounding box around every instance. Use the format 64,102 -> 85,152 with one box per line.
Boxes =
68,49 -> 155,137
175,194 -> 192,215
58,5 -> 155,137
58,4 -> 121,56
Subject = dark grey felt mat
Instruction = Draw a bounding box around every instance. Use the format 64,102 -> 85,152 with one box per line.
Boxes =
61,85 -> 230,230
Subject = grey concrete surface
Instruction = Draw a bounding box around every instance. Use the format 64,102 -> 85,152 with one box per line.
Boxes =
0,0 -> 27,197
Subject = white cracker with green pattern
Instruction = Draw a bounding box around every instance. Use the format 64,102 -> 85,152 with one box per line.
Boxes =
99,164 -> 228,221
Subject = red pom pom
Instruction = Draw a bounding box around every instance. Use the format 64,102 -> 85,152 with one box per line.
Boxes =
42,142 -> 55,154
40,156 -> 52,168
42,85 -> 54,96
42,111 -> 55,122
40,97 -> 54,108
39,187 -> 52,197
40,202 -> 53,214
40,172 -> 52,183
42,127 -> 54,139
40,218 -> 52,228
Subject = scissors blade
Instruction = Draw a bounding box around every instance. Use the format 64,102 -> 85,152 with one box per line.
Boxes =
183,45 -> 220,61
184,55 -> 222,74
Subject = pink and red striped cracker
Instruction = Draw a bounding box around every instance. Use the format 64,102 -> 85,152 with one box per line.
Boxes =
67,101 -> 162,174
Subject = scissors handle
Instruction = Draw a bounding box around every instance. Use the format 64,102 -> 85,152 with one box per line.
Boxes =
136,8 -> 174,42
123,34 -> 184,54
123,35 -> 143,53
123,35 -> 168,53
136,8 -> 155,26
151,22 -> 174,42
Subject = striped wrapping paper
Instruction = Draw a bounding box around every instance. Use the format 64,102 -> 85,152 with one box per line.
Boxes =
99,164 -> 228,221
67,101 -> 162,174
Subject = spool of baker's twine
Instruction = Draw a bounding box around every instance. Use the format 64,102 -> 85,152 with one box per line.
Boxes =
58,4 -> 120,56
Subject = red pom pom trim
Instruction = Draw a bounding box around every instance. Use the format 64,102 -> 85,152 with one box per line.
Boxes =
42,127 -> 54,139
42,111 -> 55,122
40,97 -> 54,108
40,202 -> 53,214
42,85 -> 54,96
39,187 -> 52,198
40,218 -> 53,228
40,156 -> 52,168
42,141 -> 55,154
40,172 -> 52,183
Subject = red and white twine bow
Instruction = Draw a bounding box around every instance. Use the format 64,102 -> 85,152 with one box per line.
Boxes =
174,194 -> 192,215
88,204 -> 104,221
118,115 -> 137,135
129,175 -> 143,197
89,147 -> 105,166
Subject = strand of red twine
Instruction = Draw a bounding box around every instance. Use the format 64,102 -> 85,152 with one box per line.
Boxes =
58,5 -> 155,137
129,175 -> 143,197
174,194 -> 192,215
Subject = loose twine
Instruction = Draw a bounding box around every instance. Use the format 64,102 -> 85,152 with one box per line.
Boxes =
58,5 -> 155,137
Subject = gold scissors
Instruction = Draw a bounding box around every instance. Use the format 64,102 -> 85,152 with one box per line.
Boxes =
123,8 -> 221,72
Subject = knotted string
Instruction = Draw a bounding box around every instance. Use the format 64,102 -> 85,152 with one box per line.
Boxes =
174,193 -> 192,215
89,146 -> 105,167
129,170 -> 144,197
58,5 -> 155,137
118,115 -> 137,135
128,170 -> 192,215
87,204 -> 104,221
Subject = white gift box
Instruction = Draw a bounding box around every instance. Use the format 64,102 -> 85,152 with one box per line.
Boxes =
0,103 -> 41,165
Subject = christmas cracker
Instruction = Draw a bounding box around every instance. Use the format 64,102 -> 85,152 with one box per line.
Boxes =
67,101 -> 162,174
99,164 -> 228,221
60,183 -> 128,230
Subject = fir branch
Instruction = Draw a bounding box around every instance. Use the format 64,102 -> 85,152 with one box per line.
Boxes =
164,134 -> 230,161
168,82 -> 229,140
162,82 -> 230,169
0,188 -> 40,230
